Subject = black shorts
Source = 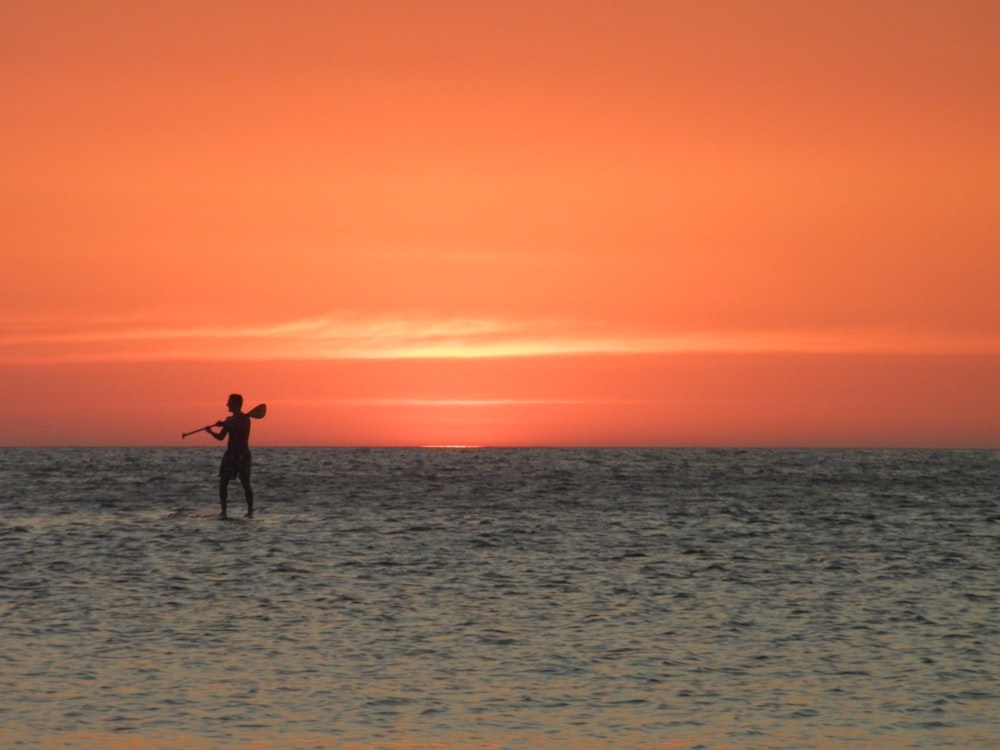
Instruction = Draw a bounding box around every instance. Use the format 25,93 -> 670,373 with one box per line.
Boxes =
220,449 -> 252,481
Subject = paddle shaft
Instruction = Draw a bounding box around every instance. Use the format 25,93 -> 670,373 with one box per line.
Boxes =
182,403 -> 266,439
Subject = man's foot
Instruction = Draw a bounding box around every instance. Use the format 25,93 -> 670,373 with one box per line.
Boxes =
243,512 -> 253,519
219,512 -> 228,520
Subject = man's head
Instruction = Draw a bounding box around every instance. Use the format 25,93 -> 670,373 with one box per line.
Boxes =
227,393 -> 244,413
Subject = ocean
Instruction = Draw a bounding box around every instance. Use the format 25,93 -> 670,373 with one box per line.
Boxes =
0,447 -> 997,749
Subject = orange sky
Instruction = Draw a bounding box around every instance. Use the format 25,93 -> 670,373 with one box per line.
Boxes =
2,0 -> 998,447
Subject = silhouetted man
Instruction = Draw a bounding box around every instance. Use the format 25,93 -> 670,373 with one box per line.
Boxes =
207,393 -> 254,519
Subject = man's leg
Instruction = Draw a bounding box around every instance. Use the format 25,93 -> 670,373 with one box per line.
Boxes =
240,476 -> 254,518
219,478 -> 229,518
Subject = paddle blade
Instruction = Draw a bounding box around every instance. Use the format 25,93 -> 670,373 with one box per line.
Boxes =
247,403 -> 267,420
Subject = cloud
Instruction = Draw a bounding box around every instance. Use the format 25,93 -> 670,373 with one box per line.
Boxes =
1,311 -> 999,365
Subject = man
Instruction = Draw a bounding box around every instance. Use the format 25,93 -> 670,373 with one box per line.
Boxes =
207,393 -> 254,519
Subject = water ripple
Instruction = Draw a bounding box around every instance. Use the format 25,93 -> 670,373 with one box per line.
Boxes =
0,447 -> 997,749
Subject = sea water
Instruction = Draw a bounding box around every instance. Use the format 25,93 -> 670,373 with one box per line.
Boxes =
0,447 -> 997,749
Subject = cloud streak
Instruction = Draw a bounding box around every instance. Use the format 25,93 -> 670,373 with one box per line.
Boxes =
2,312 -> 999,365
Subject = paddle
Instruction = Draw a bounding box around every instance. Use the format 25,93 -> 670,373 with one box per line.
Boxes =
182,403 -> 267,439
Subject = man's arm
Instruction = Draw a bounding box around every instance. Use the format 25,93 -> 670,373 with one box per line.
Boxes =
206,421 -> 229,441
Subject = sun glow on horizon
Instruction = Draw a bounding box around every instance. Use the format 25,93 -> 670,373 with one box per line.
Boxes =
420,444 -> 484,449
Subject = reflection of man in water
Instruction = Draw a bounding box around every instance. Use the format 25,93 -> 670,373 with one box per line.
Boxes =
207,393 -> 254,519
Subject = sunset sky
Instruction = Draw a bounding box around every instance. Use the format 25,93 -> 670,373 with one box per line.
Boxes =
2,0 -> 998,447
